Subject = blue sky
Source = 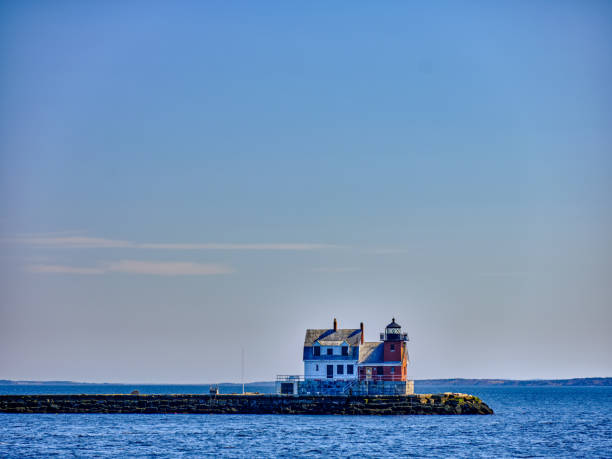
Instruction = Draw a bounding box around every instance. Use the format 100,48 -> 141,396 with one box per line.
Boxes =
1,1 -> 611,382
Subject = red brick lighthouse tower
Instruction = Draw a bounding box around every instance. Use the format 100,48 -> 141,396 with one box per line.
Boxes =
381,318 -> 409,381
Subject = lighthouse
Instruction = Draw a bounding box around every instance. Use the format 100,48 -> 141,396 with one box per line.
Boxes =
381,318 -> 409,381
282,317 -> 413,395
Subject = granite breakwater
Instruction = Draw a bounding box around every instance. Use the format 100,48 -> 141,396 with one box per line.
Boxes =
0,393 -> 493,415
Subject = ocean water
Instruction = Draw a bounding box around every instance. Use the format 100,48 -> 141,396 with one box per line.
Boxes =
1,385 -> 611,458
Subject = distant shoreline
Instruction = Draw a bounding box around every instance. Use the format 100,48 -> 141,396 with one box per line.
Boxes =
1,377 -> 610,387
414,377 -> 612,386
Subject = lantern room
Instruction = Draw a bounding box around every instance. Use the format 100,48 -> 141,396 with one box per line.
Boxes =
380,318 -> 408,342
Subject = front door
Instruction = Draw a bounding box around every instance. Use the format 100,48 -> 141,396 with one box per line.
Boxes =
326,365 -> 333,379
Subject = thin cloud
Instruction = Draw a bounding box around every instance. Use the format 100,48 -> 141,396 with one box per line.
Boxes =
25,260 -> 233,276
107,260 -> 233,276
6,235 -> 340,251
137,242 -> 339,250
366,248 -> 412,255
311,267 -> 361,273
477,271 -> 531,278
27,264 -> 106,275
10,236 -> 132,249
16,230 -> 88,237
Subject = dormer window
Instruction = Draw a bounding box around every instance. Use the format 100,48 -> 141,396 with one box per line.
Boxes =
314,346 -> 320,356
341,346 -> 348,356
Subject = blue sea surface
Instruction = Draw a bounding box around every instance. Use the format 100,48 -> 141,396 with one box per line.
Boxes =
1,385 -> 611,458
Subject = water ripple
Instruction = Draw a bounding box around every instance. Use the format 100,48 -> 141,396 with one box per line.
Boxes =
1,387 -> 611,458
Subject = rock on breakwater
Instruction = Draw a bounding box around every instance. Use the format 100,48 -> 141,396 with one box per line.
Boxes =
0,393 -> 493,415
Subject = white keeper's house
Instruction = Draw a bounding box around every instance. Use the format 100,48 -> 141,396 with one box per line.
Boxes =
303,318 -> 361,380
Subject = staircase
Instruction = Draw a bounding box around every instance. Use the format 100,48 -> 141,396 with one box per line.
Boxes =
341,379 -> 359,395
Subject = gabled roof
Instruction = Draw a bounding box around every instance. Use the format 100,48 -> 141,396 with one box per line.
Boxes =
304,329 -> 362,347
358,342 -> 384,364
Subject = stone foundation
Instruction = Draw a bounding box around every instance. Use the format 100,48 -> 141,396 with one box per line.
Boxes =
295,379 -> 414,396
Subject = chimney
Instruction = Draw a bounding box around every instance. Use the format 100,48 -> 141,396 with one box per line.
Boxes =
333,318 -> 338,331
360,322 -> 364,344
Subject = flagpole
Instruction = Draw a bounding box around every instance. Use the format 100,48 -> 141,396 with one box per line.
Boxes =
241,346 -> 245,394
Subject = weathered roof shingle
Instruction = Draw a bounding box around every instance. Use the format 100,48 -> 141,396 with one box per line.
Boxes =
358,342 -> 384,364
304,329 -> 362,347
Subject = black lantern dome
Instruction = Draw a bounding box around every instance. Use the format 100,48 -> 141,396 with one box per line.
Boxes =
381,317 -> 408,342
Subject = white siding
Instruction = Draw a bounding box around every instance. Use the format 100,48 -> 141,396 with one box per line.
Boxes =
304,360 -> 358,380
305,343 -> 358,380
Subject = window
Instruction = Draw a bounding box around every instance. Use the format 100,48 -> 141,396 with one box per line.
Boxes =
337,365 -> 344,375
327,348 -> 333,355
390,344 -> 395,352
377,366 -> 384,375
390,367 -> 395,374
347,365 -> 354,375
341,346 -> 348,356
314,346 -> 320,356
